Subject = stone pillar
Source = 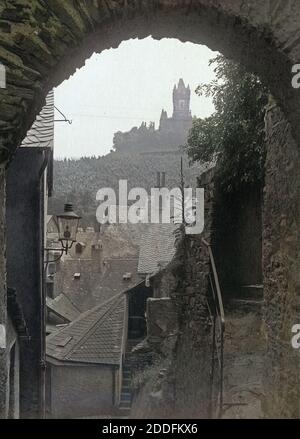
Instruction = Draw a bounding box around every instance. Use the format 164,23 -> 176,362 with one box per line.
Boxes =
263,104 -> 300,418
0,165 -> 7,418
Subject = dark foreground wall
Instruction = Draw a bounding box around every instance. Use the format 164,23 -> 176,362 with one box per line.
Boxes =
263,105 -> 300,418
6,148 -> 45,419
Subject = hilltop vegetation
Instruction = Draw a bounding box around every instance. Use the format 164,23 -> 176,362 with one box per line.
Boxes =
49,150 -> 204,227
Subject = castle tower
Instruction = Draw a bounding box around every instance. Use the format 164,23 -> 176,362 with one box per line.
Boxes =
172,78 -> 192,120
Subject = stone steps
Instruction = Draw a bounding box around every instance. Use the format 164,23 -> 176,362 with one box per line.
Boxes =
221,292 -> 264,419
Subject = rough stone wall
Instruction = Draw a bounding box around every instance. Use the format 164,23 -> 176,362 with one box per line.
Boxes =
153,265 -> 178,299
146,298 -> 178,344
172,169 -> 215,418
131,169 -> 215,419
263,104 -> 300,418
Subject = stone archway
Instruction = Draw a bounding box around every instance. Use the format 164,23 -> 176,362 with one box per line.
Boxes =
0,0 -> 299,418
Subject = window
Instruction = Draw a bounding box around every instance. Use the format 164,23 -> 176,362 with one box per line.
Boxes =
75,242 -> 83,255
179,99 -> 185,110
123,272 -> 132,281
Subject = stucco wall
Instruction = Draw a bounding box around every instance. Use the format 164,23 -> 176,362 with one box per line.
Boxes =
49,364 -> 115,419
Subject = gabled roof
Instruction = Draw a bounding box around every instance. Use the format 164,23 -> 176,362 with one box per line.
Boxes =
138,224 -> 179,276
46,293 -> 81,323
46,294 -> 126,366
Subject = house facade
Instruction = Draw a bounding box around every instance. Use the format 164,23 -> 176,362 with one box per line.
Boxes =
46,294 -> 127,418
5,91 -> 54,418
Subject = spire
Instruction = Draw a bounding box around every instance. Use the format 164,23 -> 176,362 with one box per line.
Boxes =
178,78 -> 186,90
160,109 -> 168,120
172,78 -> 192,119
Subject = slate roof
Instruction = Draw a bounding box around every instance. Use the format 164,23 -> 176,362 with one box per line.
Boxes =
21,91 -> 54,149
21,90 -> 54,195
46,293 -> 126,365
138,224 -> 179,275
46,293 -> 81,323
58,257 -> 140,312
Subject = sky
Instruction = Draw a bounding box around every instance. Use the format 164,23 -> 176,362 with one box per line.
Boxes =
54,37 -> 218,159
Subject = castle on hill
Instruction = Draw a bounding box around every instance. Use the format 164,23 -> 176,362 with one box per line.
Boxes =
113,79 -> 193,153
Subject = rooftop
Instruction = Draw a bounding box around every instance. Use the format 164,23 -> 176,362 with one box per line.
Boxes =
46,293 -> 126,366
46,293 -> 81,323
57,257 -> 140,312
138,223 -> 179,276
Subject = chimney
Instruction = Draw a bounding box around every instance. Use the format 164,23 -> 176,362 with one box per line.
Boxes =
156,171 -> 166,188
156,171 -> 161,188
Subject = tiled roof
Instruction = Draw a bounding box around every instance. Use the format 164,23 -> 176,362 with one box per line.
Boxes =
138,223 -> 179,275
21,90 -> 54,149
46,293 -> 126,365
58,257 -> 140,312
46,293 -> 81,323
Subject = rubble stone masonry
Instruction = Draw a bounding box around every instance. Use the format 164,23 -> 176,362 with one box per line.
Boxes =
263,104 -> 300,418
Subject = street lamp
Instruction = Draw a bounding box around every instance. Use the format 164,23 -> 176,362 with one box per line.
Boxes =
56,203 -> 81,252
45,203 -> 81,264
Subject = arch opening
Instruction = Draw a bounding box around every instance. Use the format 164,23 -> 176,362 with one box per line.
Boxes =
0,0 -> 299,420
0,2 -> 298,162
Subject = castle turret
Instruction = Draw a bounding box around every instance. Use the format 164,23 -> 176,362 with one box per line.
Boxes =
159,109 -> 168,131
160,109 -> 168,121
172,78 -> 192,120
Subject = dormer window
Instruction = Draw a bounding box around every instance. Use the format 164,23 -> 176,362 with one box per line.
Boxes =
123,272 -> 132,281
75,242 -> 85,255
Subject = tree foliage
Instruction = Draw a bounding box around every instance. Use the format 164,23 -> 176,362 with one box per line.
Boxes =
186,55 -> 269,192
